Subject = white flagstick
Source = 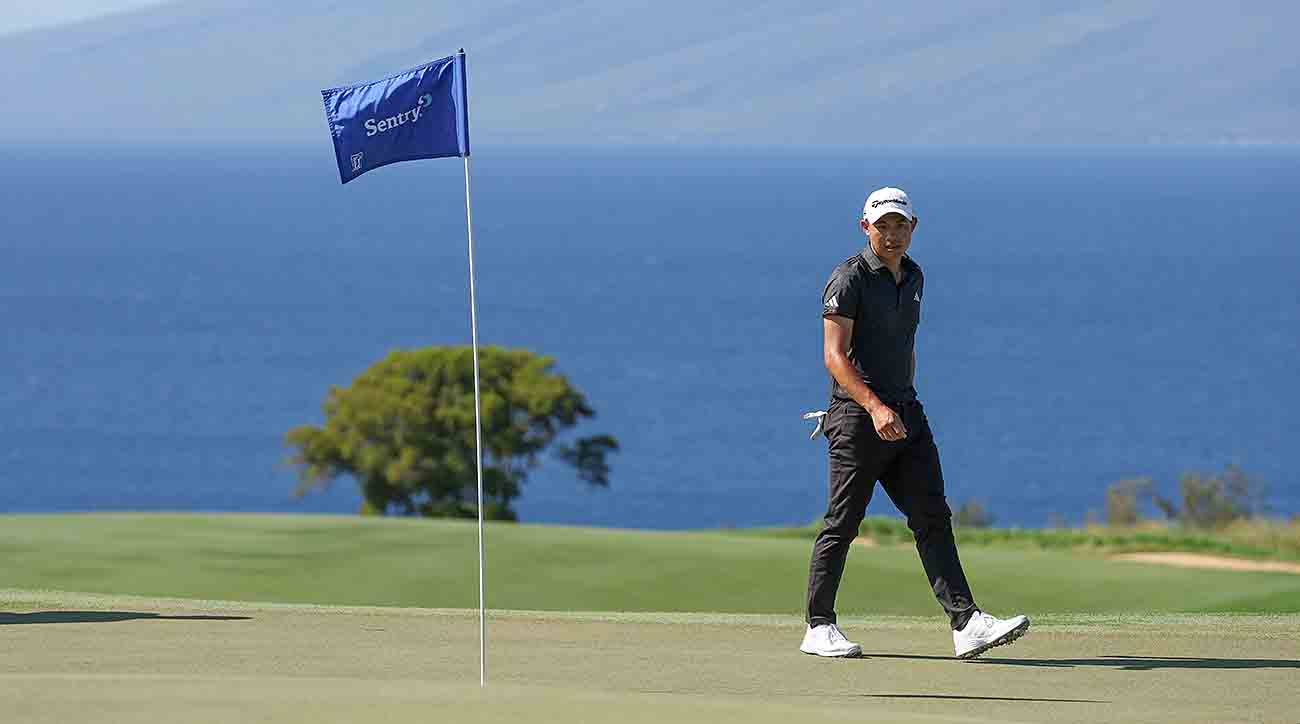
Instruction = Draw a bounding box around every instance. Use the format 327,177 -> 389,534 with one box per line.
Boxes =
462,154 -> 487,688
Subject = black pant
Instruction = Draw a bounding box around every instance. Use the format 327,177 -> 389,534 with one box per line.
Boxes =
805,399 -> 977,630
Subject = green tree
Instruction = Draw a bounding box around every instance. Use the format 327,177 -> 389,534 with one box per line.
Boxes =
284,346 -> 618,520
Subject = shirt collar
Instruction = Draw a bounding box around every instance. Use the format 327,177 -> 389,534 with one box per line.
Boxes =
860,247 -> 916,274
860,247 -> 886,271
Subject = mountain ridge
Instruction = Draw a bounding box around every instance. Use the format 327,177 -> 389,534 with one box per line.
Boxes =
1,0 -> 1295,146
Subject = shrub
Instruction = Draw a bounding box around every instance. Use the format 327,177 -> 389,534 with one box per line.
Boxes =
1105,477 -> 1153,527
954,500 -> 994,529
1179,465 -> 1262,529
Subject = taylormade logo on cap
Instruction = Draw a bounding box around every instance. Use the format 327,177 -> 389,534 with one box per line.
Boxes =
862,187 -> 915,224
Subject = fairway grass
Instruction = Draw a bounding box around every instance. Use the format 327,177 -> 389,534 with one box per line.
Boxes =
3,589 -> 1298,724
2,513 -> 1298,615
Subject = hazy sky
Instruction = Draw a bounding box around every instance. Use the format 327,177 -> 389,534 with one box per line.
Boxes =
0,0 -> 171,37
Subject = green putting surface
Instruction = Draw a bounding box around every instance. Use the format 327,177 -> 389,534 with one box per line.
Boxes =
4,589 -> 1298,724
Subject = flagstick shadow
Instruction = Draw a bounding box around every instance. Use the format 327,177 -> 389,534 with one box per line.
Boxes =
0,611 -> 252,625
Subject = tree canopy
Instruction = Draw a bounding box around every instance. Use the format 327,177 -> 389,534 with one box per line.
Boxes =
285,346 -> 617,520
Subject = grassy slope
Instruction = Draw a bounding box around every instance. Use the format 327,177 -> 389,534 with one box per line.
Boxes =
2,513 -> 1298,614
741,516 -> 1300,562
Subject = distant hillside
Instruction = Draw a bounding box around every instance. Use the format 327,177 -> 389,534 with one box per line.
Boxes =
1,0 -> 1295,145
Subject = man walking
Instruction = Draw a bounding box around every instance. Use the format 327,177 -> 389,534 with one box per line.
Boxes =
800,187 -> 1030,659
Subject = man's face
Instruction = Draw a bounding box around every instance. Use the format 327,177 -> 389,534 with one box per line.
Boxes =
862,212 -> 917,263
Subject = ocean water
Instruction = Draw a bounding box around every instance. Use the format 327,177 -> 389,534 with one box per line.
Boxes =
1,144 -> 1297,529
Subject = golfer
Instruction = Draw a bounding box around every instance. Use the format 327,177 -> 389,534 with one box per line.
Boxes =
800,187 -> 1030,659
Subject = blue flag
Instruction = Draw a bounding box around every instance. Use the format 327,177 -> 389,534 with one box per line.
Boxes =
321,52 -> 470,184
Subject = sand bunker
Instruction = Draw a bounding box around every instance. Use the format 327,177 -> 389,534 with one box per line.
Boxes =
1112,552 -> 1300,574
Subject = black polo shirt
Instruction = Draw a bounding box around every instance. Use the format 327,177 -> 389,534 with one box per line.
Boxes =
821,247 -> 923,403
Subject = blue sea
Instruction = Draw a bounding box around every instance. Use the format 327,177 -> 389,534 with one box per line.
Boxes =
2,144 -> 1297,529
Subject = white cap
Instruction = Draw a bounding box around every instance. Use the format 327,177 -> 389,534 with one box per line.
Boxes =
862,187 -> 915,224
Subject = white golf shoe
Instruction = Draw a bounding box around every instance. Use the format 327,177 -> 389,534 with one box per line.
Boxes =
799,623 -> 863,658
953,610 -> 1030,659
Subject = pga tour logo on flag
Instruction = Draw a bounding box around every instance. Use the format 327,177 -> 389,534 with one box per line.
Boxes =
321,52 -> 470,184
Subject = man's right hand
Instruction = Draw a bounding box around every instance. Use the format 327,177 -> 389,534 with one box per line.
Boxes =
868,403 -> 908,442
824,315 -> 910,442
